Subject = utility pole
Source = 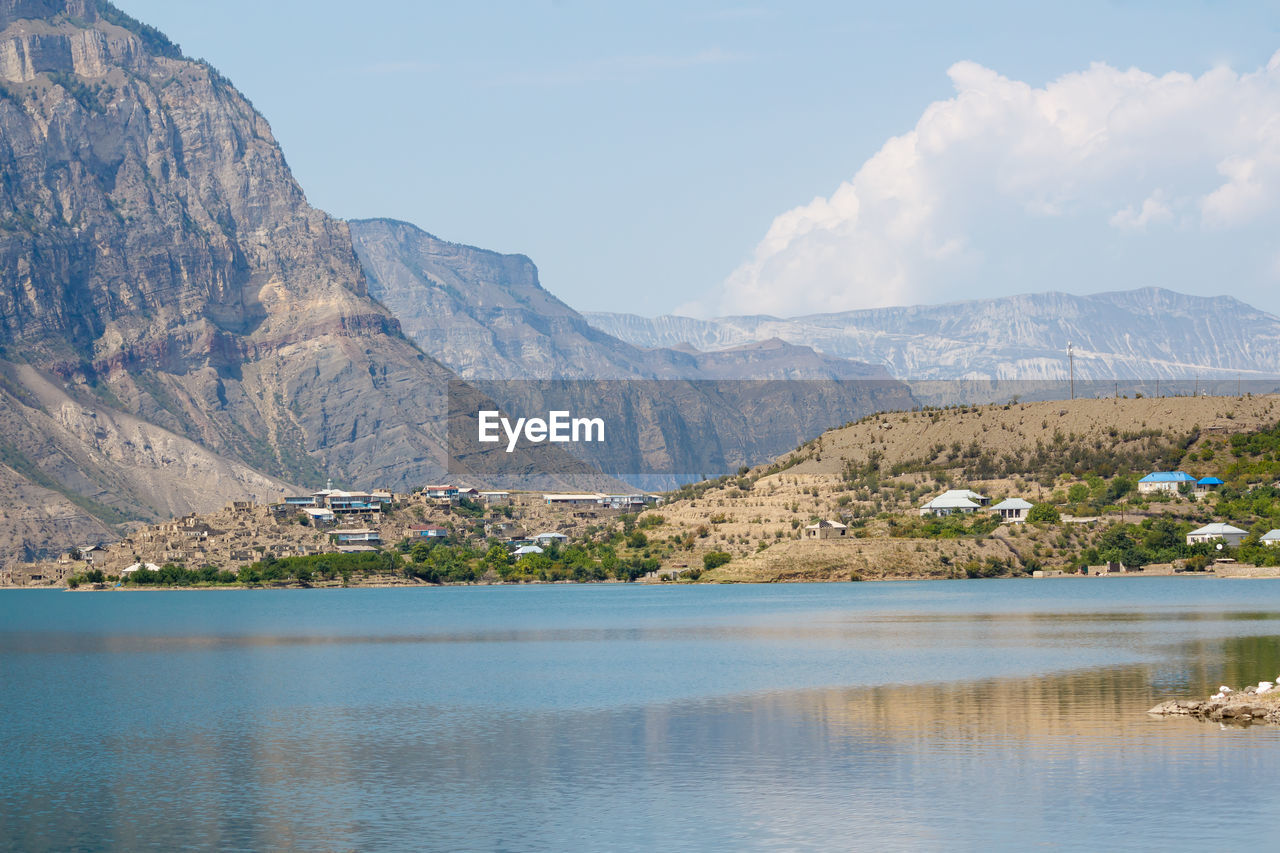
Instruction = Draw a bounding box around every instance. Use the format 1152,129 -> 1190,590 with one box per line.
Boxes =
1068,342 -> 1075,400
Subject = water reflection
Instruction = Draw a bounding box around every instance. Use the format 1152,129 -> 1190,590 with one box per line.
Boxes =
7,652 -> 1280,850
6,586 -> 1280,849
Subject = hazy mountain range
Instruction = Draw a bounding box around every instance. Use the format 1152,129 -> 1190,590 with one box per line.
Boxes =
586,289 -> 1280,382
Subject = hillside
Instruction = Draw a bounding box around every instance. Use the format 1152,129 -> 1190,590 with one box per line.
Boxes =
586,289 -> 1280,382
631,394 -> 1280,582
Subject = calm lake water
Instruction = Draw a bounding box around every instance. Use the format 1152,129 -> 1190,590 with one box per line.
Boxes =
5,579 -> 1280,851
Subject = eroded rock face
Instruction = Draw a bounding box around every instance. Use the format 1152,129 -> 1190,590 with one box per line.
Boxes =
351,217 -> 916,483
0,1 -> 463,561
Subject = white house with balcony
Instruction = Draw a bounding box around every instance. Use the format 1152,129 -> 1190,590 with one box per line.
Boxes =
992,498 -> 1033,523
1186,523 -> 1247,547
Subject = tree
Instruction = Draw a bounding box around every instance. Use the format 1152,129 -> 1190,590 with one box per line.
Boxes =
409,540 -> 433,564
1027,503 -> 1060,524
1141,518 -> 1183,552
484,543 -> 511,569
1098,525 -> 1145,569
703,551 -> 732,570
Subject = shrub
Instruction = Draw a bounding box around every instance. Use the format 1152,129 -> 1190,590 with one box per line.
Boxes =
1027,503 -> 1061,524
703,551 -> 732,570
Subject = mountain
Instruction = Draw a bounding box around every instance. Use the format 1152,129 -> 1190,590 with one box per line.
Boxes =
0,3 -> 908,563
349,218 -> 892,381
0,2 -> 527,562
586,288 -> 1280,382
351,218 -> 915,485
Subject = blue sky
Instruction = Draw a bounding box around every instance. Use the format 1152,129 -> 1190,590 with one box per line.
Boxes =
117,1 -> 1280,317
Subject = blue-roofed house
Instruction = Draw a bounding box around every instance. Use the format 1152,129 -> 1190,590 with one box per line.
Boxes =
1137,471 -> 1196,495
1195,477 -> 1225,497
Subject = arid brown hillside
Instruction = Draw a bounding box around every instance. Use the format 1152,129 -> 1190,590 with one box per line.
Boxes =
638,395 -> 1280,582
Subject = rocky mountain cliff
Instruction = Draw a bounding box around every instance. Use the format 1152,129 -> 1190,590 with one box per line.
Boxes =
350,218 -> 892,381
0,1 -> 497,561
586,289 -> 1280,382
351,218 -> 915,486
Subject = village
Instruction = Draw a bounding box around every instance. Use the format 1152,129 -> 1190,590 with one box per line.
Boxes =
1,484 -> 663,588
8,396 -> 1280,589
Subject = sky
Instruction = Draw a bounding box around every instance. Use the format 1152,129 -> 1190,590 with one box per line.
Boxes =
116,1 -> 1280,318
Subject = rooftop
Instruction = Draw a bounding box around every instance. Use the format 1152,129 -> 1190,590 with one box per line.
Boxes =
1139,471 -> 1196,483
1189,523 -> 1247,536
923,495 -> 981,509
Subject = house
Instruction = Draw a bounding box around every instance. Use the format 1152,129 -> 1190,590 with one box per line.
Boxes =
1137,471 -> 1196,495
919,490 -> 987,517
424,485 -> 459,500
1194,477 -> 1225,496
1186,523 -> 1247,547
1260,530 -> 1280,547
486,521 -> 526,539
804,519 -> 848,539
409,524 -> 447,538
513,544 -> 544,557
992,498 -> 1033,523
325,491 -> 380,516
479,491 -> 511,505
303,507 -> 335,524
532,532 -> 570,545
331,528 -> 381,545
600,494 -> 647,511
284,495 -> 317,507
544,493 -> 605,507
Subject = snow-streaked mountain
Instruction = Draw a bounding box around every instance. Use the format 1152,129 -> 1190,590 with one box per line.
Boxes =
586,289 -> 1280,381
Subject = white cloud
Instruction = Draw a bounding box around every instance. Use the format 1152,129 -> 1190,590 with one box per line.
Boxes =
713,53 -> 1280,317
1110,193 -> 1174,230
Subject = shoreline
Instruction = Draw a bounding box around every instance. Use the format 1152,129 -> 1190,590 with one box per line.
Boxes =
6,570 -> 1280,592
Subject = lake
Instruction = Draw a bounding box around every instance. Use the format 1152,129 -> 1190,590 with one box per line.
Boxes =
4,579 -> 1280,851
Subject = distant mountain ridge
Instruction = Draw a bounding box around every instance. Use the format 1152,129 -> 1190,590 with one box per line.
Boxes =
350,218 -> 893,381
586,288 -> 1280,381
350,218 -> 916,487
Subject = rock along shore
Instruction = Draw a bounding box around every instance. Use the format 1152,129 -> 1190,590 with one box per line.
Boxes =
1149,681 -> 1280,725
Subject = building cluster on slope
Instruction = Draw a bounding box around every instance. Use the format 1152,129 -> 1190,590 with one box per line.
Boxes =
4,483 -> 664,585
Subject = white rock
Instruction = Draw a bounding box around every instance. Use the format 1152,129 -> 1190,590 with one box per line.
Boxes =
1220,686 -> 1233,694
